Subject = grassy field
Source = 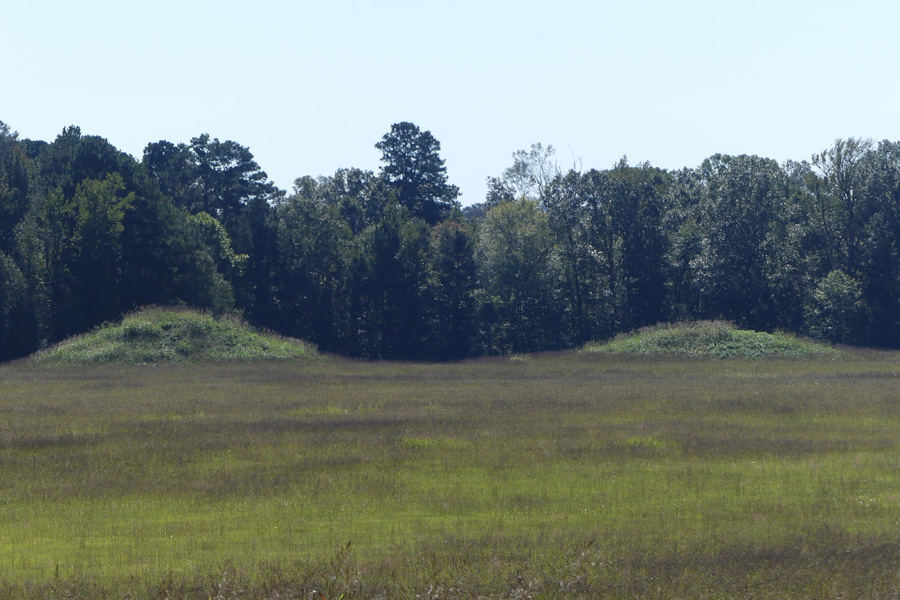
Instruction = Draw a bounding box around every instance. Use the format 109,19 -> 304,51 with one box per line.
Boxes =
3,351 -> 900,598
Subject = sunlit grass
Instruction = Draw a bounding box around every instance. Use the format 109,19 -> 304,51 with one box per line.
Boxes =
2,352 -> 900,597
31,306 -> 320,364
585,320 -> 842,358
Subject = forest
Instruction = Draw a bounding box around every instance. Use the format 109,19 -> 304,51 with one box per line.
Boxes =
1,119 -> 898,362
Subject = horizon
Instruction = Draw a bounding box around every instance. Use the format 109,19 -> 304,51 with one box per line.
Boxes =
4,0 -> 899,204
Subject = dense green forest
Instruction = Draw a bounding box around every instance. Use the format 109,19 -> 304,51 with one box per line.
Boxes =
1,119 -> 898,361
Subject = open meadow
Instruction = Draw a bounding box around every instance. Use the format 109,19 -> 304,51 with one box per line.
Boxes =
3,351 -> 900,598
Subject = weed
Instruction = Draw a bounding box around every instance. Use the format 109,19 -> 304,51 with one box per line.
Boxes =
584,320 -> 843,359
31,306 -> 320,365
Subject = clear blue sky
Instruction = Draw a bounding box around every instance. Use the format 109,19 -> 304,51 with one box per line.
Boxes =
4,0 -> 899,204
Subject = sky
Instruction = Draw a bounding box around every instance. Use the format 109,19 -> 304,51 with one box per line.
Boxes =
3,0 -> 900,205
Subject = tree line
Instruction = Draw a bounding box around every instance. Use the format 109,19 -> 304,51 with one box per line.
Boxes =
1,119 -> 898,362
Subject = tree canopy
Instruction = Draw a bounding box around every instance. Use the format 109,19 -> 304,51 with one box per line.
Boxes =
2,119 -> 900,362
375,122 -> 460,225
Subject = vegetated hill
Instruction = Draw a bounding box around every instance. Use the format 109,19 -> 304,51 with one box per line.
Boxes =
32,307 -> 320,365
583,321 -> 842,359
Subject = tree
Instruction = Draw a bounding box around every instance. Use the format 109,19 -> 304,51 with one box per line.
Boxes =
146,136 -> 276,222
852,140 -> 900,345
272,193 -> 351,351
0,251 -> 31,360
68,174 -> 135,327
693,154 -> 791,330
191,135 -> 276,232
608,161 -> 670,330
14,126 -> 244,344
428,217 -> 478,358
144,134 -> 280,318
142,140 -> 201,212
804,270 -> 866,344
477,198 -> 561,352
351,205 -> 433,358
543,166 -> 669,340
482,176 -> 516,209
0,123 -> 30,253
375,122 -> 459,224
810,138 -> 874,276
503,143 -> 558,199
542,170 -> 595,341
293,167 -> 388,232
799,139 -> 900,345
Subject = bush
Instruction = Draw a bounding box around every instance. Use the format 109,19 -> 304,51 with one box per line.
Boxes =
32,306 -> 320,365
584,320 -> 841,359
804,270 -> 867,345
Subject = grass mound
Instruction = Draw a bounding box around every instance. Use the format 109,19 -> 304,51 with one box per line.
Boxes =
584,320 -> 841,359
33,307 -> 319,365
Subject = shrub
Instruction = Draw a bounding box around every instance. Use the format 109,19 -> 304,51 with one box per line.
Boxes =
584,320 -> 841,359
32,306 -> 320,365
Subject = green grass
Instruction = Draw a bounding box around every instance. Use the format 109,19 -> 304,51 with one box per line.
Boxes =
2,352 -> 900,597
584,320 -> 842,359
31,306 -> 319,365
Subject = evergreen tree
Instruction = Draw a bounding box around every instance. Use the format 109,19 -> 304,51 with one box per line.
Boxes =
376,122 -> 459,225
